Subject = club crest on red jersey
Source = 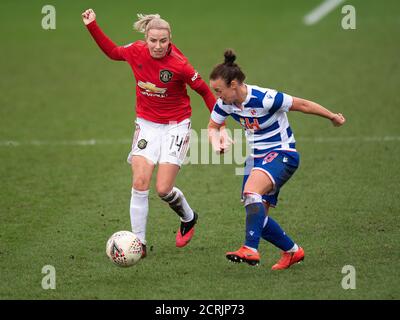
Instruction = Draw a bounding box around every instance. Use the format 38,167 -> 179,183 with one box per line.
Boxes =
160,69 -> 173,83
137,139 -> 148,149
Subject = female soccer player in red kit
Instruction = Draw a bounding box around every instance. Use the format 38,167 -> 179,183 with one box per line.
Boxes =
82,9 -> 230,257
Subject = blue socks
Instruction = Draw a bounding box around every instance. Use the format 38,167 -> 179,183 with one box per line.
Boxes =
244,202 -> 266,249
261,216 -> 294,251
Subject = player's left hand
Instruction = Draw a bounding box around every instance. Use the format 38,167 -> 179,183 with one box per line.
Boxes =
331,113 -> 346,127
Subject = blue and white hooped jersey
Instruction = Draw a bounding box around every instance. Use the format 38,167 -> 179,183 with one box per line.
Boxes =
210,84 -> 296,158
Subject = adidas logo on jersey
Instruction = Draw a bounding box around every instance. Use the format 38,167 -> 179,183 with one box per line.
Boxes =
191,72 -> 199,82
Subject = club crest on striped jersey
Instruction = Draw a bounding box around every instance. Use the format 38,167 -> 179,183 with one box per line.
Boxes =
160,69 -> 173,83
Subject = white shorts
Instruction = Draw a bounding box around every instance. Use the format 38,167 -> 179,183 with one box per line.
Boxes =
127,117 -> 191,167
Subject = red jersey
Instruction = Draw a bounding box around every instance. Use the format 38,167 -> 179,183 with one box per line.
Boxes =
86,21 -> 216,124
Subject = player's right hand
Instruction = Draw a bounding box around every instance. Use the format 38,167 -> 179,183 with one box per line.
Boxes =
208,127 -> 232,154
331,113 -> 346,127
219,126 -> 234,154
208,127 -> 222,154
82,9 -> 96,25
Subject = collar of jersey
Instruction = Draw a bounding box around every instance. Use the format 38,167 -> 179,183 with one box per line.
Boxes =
237,84 -> 252,109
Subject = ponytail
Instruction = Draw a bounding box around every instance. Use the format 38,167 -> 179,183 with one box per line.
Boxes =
133,13 -> 171,38
210,49 -> 246,85
223,49 -> 236,66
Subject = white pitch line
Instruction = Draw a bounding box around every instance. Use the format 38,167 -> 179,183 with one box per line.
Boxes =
0,136 -> 399,147
304,0 -> 346,25
299,136 -> 400,142
0,139 -> 131,147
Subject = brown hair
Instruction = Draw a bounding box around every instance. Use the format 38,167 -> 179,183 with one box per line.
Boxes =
209,49 -> 246,86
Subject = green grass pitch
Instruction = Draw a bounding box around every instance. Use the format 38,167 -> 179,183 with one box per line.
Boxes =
0,0 -> 399,299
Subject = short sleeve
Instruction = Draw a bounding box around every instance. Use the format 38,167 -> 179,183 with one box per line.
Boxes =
211,101 -> 231,124
262,90 -> 293,114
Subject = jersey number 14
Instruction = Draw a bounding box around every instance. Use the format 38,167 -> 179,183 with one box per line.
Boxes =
241,118 -> 261,130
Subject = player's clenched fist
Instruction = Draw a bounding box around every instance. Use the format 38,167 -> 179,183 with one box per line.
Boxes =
82,9 -> 96,25
331,113 -> 346,127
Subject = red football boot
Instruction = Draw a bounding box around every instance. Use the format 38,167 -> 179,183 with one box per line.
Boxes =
176,212 -> 198,247
271,247 -> 305,270
226,246 -> 260,266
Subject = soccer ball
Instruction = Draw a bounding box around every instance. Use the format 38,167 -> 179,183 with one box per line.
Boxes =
106,231 -> 142,267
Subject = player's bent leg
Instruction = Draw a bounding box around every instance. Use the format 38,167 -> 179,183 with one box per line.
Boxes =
157,164 -> 194,222
243,169 -> 275,196
130,156 -> 155,258
247,170 -> 303,270
157,163 -> 197,247
155,163 -> 180,198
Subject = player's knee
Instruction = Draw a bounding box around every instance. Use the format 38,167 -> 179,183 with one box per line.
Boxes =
133,176 -> 150,191
242,192 -> 263,207
156,184 -> 173,198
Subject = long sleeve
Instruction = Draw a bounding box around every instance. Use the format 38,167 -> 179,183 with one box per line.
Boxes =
193,80 -> 217,113
181,61 -> 216,113
196,82 -> 226,126
86,20 -> 125,61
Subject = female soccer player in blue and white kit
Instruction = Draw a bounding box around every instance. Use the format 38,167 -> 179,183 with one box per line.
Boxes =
208,50 -> 346,270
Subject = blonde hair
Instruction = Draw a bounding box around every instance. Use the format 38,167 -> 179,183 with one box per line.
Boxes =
133,14 -> 171,38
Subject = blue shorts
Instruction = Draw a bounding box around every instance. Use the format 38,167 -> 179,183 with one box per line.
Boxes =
241,150 -> 300,207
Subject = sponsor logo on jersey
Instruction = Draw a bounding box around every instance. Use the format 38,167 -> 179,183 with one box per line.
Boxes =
159,69 -> 173,83
137,139 -> 148,150
138,81 -> 167,94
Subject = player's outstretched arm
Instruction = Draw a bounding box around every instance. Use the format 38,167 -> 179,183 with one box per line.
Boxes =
82,8 -> 124,61
290,97 -> 346,127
